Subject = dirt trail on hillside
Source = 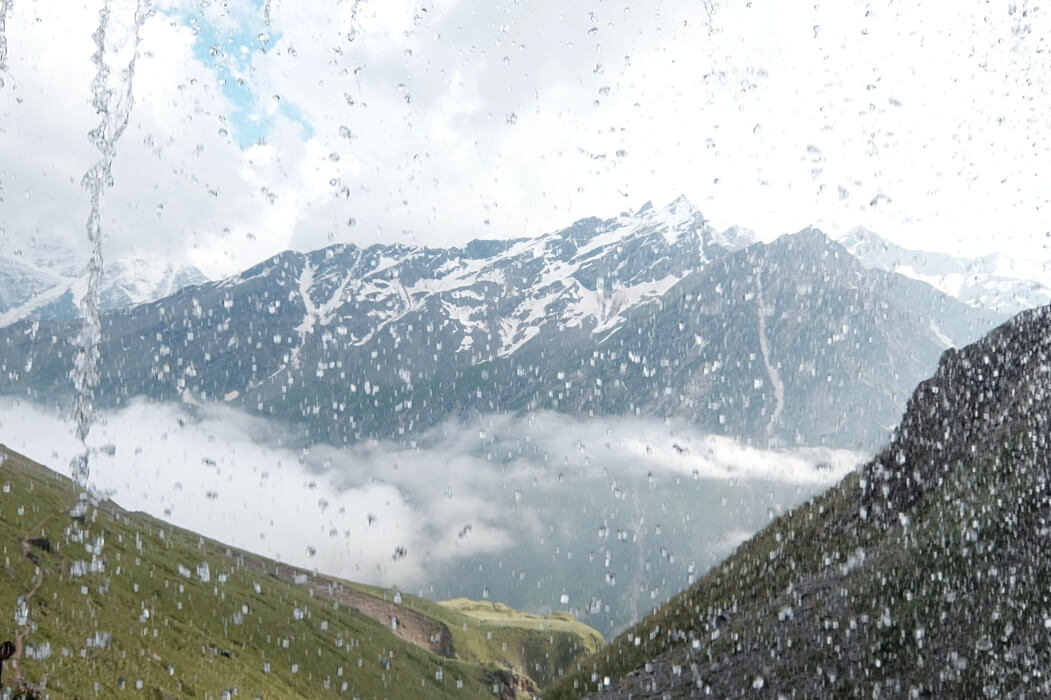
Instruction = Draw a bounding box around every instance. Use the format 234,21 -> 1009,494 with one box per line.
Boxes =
218,549 -> 457,659
11,506 -> 64,690
298,574 -> 456,658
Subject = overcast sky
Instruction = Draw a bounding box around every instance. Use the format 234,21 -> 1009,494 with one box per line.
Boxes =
0,0 -> 1048,277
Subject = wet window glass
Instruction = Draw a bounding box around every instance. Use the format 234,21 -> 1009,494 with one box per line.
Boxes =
0,0 -> 1048,697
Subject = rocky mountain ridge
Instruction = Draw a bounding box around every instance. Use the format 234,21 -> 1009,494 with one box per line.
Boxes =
548,304 -> 1051,698
0,199 -> 1006,450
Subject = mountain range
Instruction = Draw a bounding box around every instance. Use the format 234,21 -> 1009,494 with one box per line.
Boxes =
0,198 -> 1009,450
841,227 -> 1051,315
549,302 -> 1051,698
0,241 -> 208,327
4,201 -> 1050,697
4,243 -> 1049,699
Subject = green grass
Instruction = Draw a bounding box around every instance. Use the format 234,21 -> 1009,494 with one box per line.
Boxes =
435,599 -> 604,688
0,444 -> 601,698
332,583 -> 604,689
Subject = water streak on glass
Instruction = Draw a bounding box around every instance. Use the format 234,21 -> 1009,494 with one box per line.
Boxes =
70,0 -> 150,485
0,0 -> 12,84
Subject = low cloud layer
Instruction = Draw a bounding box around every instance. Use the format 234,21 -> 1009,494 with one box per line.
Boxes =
0,398 -> 863,631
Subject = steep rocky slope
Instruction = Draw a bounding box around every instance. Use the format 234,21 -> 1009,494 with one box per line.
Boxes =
548,304 -> 1051,698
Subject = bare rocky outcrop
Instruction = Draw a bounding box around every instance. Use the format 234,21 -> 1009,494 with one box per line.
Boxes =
559,305 -> 1051,699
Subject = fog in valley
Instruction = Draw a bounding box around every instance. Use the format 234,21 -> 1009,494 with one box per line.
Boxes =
1,398 -> 859,632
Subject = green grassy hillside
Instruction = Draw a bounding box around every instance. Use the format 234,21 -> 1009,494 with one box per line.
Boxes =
435,599 -> 604,688
0,444 -> 601,698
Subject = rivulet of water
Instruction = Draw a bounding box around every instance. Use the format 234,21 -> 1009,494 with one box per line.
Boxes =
0,0 -> 13,85
70,0 -> 150,485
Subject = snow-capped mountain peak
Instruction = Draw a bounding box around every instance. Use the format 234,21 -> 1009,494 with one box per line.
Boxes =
840,227 -> 1051,315
100,255 -> 210,310
0,241 -> 208,327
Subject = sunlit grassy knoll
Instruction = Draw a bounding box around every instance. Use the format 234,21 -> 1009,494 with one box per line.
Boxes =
337,583 -> 605,689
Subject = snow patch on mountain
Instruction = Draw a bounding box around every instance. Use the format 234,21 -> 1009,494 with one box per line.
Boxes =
101,256 -> 208,308
577,274 -> 683,336
928,321 -> 954,349
755,271 -> 784,442
239,196 -> 718,363
712,225 -> 756,251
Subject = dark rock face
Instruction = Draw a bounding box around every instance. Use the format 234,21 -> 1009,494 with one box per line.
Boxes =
553,306 -> 1051,699
0,640 -> 13,684
864,305 -> 1051,520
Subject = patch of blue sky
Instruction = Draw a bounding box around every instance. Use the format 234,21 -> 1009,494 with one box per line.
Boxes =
167,0 -> 314,147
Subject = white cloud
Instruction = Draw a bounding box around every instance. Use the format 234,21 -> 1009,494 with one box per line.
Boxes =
0,398 -> 514,585
0,398 -> 858,599
1,0 -> 1049,279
